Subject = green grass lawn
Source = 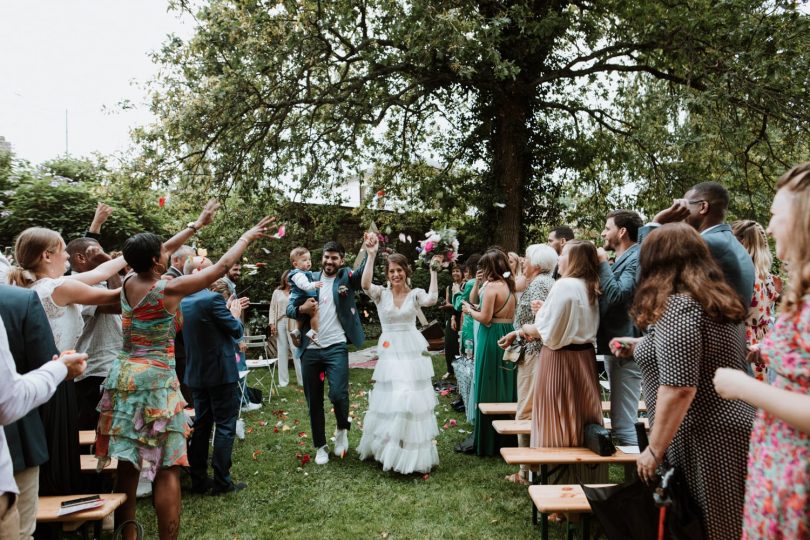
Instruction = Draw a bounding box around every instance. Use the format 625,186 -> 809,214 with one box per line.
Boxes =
130,353 -> 611,539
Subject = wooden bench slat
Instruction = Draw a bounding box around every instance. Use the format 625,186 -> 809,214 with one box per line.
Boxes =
80,455 -> 117,474
500,446 -> 639,465
477,402 -> 517,415
529,484 -> 615,514
493,418 -> 648,435
481,401 -> 647,416
78,430 -> 95,446
37,493 -> 127,523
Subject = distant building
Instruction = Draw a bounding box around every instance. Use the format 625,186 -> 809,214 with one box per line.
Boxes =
0,136 -> 11,155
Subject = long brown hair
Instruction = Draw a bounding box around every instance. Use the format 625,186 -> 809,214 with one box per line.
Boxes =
276,269 -> 290,291
7,227 -> 63,287
776,163 -> 810,314
562,240 -> 601,304
632,223 -> 747,328
478,247 -> 515,292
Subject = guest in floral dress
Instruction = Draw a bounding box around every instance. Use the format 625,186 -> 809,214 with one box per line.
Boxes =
732,219 -> 779,380
95,201 -> 276,540
715,163 -> 810,539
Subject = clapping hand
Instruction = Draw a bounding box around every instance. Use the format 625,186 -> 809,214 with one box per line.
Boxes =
54,351 -> 88,380
530,299 -> 543,315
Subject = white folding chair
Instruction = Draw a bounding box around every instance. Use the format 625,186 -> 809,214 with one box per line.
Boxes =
243,335 -> 278,402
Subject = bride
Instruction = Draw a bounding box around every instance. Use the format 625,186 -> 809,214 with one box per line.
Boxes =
357,234 -> 440,474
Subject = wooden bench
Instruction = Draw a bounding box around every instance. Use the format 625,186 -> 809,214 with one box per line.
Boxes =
37,493 -> 127,539
529,484 -> 615,540
500,446 -> 639,537
493,418 -> 648,436
601,400 -> 647,413
80,455 -> 118,474
477,402 -> 517,415
481,401 -> 647,417
79,430 -> 95,446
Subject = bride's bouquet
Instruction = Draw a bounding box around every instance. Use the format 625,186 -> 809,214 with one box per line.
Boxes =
416,228 -> 459,270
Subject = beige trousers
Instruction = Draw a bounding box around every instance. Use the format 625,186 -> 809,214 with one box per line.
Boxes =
13,467 -> 38,540
516,351 -> 540,475
0,493 -> 19,540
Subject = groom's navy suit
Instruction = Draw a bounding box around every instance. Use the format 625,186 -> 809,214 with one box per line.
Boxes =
287,254 -> 367,448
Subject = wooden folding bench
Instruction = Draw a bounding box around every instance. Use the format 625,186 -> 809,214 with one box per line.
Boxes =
529,484 -> 616,540
492,418 -> 648,436
37,493 -> 126,539
80,455 -> 118,475
500,447 -> 638,540
477,402 -> 517,416
78,430 -> 95,447
600,400 -> 647,413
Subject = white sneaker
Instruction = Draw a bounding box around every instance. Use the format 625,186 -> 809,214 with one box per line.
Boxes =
315,445 -> 329,465
241,402 -> 262,413
334,429 -> 348,458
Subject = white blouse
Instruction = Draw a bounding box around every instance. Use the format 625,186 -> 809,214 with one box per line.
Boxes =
31,277 -> 83,352
533,277 -> 599,350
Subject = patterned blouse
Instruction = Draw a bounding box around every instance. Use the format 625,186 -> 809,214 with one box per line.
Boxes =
746,273 -> 778,346
513,272 -> 555,355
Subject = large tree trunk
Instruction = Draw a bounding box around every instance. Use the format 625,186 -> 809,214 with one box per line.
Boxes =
490,89 -> 531,252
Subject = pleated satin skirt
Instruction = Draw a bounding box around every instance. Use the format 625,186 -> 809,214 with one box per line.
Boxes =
530,344 -> 608,483
530,344 -> 604,448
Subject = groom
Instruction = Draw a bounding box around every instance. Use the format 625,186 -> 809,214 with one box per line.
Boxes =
287,240 -> 367,465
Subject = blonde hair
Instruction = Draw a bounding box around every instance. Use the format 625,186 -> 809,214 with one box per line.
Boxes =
209,278 -> 231,299
7,227 -> 62,288
731,220 -> 772,280
290,247 -> 309,264
776,163 -> 810,314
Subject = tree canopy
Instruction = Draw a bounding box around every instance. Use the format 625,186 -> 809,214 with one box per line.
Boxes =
136,0 -> 810,250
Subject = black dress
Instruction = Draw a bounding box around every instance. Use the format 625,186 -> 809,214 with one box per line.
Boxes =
634,294 -> 756,540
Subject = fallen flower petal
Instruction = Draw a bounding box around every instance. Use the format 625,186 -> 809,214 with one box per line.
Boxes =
251,450 -> 262,460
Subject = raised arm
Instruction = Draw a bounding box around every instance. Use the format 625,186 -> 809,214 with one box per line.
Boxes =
360,233 -> 379,292
163,199 -> 221,257
51,278 -> 121,307
164,216 -> 275,303
69,256 -> 128,286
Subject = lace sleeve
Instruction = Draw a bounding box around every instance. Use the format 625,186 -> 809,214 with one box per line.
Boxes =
413,287 -> 438,308
365,283 -> 383,303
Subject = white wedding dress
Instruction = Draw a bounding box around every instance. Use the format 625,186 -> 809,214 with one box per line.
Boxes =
357,284 -> 440,474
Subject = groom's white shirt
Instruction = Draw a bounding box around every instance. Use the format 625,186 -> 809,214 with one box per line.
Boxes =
308,275 -> 346,349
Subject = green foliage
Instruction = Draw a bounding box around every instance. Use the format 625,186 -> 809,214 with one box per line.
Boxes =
0,152 -> 173,251
137,0 -> 810,252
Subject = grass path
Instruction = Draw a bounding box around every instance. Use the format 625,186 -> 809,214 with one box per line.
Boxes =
134,354 -> 578,539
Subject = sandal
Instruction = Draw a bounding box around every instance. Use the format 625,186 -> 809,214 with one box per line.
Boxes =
504,472 -> 530,485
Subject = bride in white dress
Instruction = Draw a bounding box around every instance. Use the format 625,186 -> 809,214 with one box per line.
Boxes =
357,237 -> 441,474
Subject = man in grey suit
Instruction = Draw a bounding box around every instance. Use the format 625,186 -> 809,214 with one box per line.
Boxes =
596,210 -> 644,446
639,181 -> 755,305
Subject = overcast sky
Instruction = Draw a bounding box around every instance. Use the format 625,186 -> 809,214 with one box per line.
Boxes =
0,1 -> 192,165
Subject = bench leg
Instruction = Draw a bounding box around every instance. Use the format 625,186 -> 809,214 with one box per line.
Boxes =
539,465 -> 549,539
582,515 -> 591,540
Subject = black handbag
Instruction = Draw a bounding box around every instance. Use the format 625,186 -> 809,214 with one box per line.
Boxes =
584,423 -> 616,456
582,480 -> 659,540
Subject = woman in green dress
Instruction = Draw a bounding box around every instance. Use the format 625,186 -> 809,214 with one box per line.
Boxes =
453,254 -> 481,424
461,248 -> 517,456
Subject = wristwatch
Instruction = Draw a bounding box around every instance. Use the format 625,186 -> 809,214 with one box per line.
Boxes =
186,221 -> 200,233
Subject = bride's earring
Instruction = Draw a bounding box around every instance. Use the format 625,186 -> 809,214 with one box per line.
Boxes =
386,280 -> 390,288
407,277 -> 412,287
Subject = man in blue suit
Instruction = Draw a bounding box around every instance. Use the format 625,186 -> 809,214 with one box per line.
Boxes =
287,241 -> 367,466
180,260 -> 246,495
596,210 -> 643,446
639,181 -> 755,306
